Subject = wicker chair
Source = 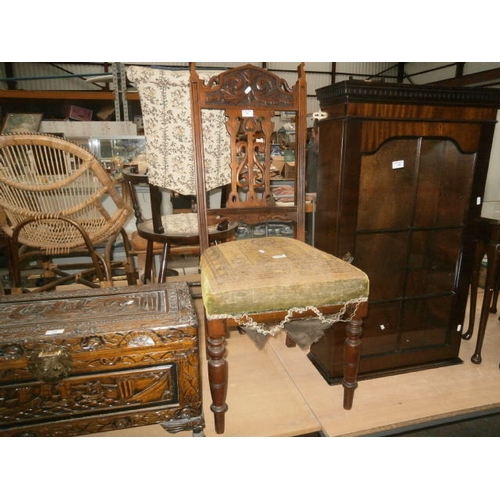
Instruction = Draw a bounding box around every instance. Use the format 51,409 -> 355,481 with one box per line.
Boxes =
0,133 -> 136,294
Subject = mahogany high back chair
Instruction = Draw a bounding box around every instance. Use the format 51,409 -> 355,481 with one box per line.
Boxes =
0,133 -> 136,294
189,63 -> 370,434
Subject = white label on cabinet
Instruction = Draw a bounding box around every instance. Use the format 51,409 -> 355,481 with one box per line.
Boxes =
477,196 -> 482,205
457,324 -> 462,332
242,109 -> 254,117
45,329 -> 65,335
392,160 -> 404,169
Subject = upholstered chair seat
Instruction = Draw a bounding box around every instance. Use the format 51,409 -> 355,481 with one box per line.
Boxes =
201,237 -> 369,320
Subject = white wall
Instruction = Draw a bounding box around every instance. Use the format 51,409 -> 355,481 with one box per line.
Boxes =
481,109 -> 500,219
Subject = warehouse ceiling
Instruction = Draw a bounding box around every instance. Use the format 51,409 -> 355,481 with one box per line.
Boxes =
2,62 -> 500,92
399,62 -> 500,88
432,68 -> 500,88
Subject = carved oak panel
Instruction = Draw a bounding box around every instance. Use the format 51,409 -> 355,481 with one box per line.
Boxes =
0,282 -> 204,436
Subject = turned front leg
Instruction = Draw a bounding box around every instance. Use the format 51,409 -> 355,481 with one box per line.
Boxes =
343,316 -> 363,410
205,318 -> 228,434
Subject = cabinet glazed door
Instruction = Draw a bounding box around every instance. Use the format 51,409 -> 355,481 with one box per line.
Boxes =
354,137 -> 474,361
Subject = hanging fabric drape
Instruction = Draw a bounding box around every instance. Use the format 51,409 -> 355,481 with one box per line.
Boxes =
127,66 -> 231,195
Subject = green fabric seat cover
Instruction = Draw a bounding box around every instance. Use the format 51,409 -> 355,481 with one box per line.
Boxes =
200,237 -> 369,318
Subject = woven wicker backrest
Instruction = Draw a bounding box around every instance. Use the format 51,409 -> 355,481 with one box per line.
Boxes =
0,134 -> 132,253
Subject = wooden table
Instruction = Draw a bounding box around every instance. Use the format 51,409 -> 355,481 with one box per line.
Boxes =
463,218 -> 500,366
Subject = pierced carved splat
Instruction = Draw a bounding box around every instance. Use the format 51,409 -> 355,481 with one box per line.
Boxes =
190,62 -> 307,252
225,109 -> 275,208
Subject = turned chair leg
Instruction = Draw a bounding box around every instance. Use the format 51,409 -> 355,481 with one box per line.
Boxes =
205,317 -> 228,434
158,243 -> 169,283
342,315 -> 363,410
144,240 -> 154,284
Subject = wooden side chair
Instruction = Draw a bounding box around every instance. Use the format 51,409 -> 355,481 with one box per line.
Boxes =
189,62 -> 370,434
0,133 -> 136,294
122,165 -> 237,283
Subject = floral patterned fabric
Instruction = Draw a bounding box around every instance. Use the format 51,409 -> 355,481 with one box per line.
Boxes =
140,212 -> 227,237
127,66 -> 231,195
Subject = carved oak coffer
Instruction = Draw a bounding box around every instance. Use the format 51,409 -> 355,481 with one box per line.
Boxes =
0,281 -> 204,436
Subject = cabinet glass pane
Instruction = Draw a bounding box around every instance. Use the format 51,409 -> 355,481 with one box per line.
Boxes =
414,139 -> 475,228
399,296 -> 453,349
406,228 -> 462,297
358,139 -> 418,231
360,301 -> 401,355
355,232 -> 409,301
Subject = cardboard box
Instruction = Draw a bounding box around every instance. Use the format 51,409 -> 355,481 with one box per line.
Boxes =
64,105 -> 93,121
40,120 -> 138,137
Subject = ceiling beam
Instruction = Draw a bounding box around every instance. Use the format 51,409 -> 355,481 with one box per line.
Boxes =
397,63 -> 405,83
432,67 -> 500,87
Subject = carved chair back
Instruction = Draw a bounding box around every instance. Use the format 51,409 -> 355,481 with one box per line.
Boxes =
189,63 -> 307,253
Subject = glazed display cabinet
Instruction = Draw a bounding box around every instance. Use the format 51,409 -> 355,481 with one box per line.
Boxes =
309,80 -> 500,383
